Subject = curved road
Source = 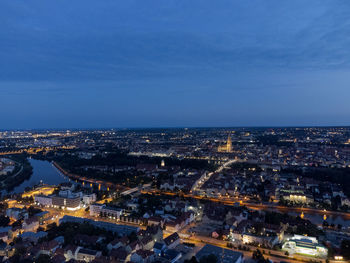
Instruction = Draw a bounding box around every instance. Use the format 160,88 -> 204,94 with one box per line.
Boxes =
143,189 -> 350,220
192,159 -> 237,191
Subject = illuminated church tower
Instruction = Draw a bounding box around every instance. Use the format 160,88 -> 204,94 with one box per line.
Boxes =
218,134 -> 233,153
226,134 -> 232,152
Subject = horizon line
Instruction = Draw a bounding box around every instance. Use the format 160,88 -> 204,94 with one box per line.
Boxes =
1,124 -> 350,131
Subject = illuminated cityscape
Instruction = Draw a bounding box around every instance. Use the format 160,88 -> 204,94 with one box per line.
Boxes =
0,128 -> 349,262
1,1 -> 350,263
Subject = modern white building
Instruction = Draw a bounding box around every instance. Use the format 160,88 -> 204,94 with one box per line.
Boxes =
34,195 -> 53,207
282,235 -> 327,257
101,206 -> 123,220
90,203 -> 105,217
83,193 -> 96,205
89,203 -> 123,220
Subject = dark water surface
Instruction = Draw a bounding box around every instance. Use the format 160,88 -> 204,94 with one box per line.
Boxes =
10,158 -> 69,194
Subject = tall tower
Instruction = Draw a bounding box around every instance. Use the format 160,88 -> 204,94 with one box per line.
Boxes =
226,134 -> 232,152
217,133 -> 233,153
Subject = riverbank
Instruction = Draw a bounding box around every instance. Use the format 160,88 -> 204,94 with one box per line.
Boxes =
0,155 -> 33,193
6,159 -> 70,195
52,161 -> 125,191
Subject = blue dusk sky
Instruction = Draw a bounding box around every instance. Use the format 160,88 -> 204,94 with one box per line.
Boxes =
1,0 -> 350,129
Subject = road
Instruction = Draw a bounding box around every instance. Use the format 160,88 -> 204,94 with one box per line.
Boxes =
142,188 -> 350,220
11,200 -> 147,230
8,178 -> 347,263
192,159 -> 237,191
181,236 -> 305,263
37,159 -> 350,220
9,198 -> 339,263
177,222 -> 328,263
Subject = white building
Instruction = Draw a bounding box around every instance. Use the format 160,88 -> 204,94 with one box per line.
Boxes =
83,193 -> 96,205
89,203 -> 124,220
90,203 -> 105,217
34,195 -> 53,207
282,235 -> 327,257
101,206 -> 123,220
59,190 -> 82,198
283,194 -> 314,204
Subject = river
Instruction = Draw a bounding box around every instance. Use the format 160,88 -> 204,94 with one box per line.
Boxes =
246,206 -> 350,228
9,158 -> 70,194
287,211 -> 350,228
5,159 -> 350,228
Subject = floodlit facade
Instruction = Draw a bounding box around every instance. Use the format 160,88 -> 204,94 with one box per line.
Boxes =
218,134 -> 233,153
52,195 -> 81,210
282,235 -> 327,257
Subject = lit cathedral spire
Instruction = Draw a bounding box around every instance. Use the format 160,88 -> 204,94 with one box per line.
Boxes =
218,133 -> 233,153
226,134 -> 232,152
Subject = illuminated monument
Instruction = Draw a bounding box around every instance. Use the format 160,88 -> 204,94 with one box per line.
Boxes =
218,134 -> 232,153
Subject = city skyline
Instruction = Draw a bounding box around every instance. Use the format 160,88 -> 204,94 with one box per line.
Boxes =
2,2 -> 350,260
